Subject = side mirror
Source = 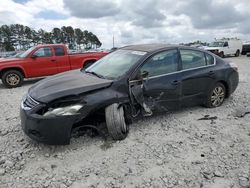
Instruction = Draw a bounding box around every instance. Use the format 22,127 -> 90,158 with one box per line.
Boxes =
132,70 -> 149,82
141,70 -> 149,78
31,54 -> 37,59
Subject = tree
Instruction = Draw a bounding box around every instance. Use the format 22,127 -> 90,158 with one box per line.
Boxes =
24,26 -> 33,48
0,25 -> 14,51
74,28 -> 83,50
0,24 -> 102,51
82,30 -> 91,49
61,26 -> 75,49
43,32 -> 53,44
52,28 -> 62,43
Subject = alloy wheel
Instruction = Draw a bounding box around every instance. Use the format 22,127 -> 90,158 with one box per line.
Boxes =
211,86 -> 225,107
6,73 -> 20,86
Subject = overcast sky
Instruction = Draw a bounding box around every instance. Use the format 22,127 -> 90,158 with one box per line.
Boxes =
0,0 -> 249,48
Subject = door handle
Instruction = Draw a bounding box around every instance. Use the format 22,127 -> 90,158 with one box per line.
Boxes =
51,59 -> 56,62
208,71 -> 214,75
171,80 -> 180,85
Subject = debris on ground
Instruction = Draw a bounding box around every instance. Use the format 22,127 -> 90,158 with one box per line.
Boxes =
233,107 -> 250,118
198,115 -> 218,120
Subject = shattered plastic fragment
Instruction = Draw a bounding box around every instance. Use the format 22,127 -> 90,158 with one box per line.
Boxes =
131,84 -> 153,116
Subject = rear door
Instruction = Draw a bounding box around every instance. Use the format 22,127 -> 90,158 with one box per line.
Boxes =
52,46 -> 71,73
179,49 -> 216,107
129,49 -> 182,112
29,47 -> 58,77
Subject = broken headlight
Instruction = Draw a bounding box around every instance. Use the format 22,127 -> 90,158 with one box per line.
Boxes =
43,104 -> 84,117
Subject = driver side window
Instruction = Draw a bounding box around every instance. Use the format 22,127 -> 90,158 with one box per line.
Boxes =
33,47 -> 52,57
140,50 -> 179,77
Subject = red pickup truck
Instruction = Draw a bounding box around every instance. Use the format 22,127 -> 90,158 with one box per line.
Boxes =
0,44 -> 108,88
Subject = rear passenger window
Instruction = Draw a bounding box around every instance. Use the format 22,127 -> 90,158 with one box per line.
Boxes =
54,47 -> 65,56
180,50 -> 206,70
205,53 -> 214,65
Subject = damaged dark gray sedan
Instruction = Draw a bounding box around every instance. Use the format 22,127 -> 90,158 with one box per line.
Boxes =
20,44 -> 239,145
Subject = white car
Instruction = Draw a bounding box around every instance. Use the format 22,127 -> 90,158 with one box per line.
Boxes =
205,39 -> 243,57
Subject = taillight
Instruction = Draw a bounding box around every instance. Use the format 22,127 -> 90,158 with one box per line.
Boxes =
229,62 -> 238,72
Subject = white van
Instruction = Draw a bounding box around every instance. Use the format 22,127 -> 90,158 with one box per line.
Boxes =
205,38 -> 243,57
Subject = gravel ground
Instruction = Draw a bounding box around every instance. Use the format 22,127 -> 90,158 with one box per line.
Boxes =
0,56 -> 249,188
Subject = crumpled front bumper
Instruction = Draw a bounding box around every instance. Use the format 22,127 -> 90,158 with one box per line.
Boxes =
20,107 -> 79,145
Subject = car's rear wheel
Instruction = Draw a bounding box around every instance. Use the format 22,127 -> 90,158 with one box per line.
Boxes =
235,50 -> 240,57
2,70 -> 24,88
105,103 -> 128,140
205,83 -> 226,108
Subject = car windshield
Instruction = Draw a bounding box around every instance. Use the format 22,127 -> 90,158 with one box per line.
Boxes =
84,49 -> 146,80
16,46 -> 36,58
209,42 -> 224,47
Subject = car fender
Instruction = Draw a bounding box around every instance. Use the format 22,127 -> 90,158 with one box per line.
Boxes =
78,87 -> 129,120
0,65 -> 27,78
82,58 -> 97,67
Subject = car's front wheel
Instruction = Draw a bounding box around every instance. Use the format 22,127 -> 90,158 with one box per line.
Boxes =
205,83 -> 226,108
2,70 -> 24,88
105,103 -> 128,140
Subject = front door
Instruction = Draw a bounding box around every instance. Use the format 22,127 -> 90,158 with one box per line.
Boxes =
28,47 -> 58,77
129,49 -> 182,112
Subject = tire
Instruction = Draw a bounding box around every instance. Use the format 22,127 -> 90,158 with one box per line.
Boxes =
105,103 -> 128,140
205,83 -> 226,108
2,70 -> 24,88
219,51 -> 224,58
235,50 -> 240,57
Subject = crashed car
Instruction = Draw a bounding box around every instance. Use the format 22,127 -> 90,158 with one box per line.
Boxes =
20,44 -> 239,145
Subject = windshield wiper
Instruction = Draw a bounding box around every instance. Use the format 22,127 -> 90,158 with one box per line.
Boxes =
85,71 -> 105,79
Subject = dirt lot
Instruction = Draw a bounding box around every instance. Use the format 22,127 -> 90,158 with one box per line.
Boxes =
0,56 -> 249,188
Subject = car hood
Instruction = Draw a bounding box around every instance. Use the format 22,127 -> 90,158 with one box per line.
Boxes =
0,58 -> 23,63
29,70 -> 113,103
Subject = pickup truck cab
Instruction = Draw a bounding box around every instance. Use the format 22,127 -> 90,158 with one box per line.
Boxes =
0,44 -> 108,88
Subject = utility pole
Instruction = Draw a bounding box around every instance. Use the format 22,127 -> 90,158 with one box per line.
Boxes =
112,35 -> 115,48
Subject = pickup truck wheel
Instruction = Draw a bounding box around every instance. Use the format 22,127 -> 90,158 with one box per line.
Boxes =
235,50 -> 240,57
105,103 -> 128,140
205,82 -> 226,108
2,70 -> 24,88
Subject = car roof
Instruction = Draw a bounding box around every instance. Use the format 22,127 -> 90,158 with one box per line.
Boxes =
120,44 -> 178,52
120,44 -> 204,52
36,44 -> 65,48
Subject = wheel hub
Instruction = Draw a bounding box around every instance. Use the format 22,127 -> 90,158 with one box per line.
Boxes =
211,86 -> 225,107
6,74 -> 20,86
